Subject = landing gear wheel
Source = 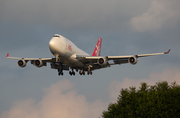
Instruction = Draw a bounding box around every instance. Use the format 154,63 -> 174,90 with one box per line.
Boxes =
58,69 -> 63,76
79,71 -> 82,75
58,72 -> 63,76
76,69 -> 78,72
69,71 -> 72,76
79,71 -> 85,75
72,71 -> 75,75
87,71 -> 92,75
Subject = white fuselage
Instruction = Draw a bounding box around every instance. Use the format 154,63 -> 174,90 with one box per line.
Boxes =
49,34 -> 90,67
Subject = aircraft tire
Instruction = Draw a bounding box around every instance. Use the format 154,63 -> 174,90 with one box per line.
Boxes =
69,71 -> 72,76
72,71 -> 75,75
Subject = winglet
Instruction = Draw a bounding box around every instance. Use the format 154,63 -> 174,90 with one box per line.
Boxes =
165,49 -> 171,54
6,53 -> 9,57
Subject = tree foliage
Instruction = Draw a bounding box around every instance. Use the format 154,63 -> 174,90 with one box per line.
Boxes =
102,81 -> 180,118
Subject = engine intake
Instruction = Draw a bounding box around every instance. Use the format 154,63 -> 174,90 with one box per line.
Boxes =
128,56 -> 138,65
97,57 -> 107,65
17,60 -> 26,67
34,59 -> 44,67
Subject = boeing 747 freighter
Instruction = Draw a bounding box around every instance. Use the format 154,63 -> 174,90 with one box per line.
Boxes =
7,34 -> 170,76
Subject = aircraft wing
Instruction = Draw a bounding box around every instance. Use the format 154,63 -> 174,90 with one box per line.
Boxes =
6,53 -> 59,68
77,49 -> 170,65
6,53 -> 55,62
107,49 -> 171,60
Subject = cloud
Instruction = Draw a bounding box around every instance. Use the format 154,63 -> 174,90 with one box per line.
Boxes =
109,68 -> 180,101
0,79 -> 106,118
1,0 -> 180,33
130,0 -> 180,32
0,0 -> 116,28
0,0 -> 151,31
1,68 -> 180,117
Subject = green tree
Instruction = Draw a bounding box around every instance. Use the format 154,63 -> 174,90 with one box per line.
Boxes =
102,81 -> 180,118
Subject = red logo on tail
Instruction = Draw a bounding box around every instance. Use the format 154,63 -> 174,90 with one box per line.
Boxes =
6,53 -> 9,57
92,37 -> 102,56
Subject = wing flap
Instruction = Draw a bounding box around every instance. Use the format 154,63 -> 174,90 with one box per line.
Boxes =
85,56 -> 105,59
107,55 -> 133,60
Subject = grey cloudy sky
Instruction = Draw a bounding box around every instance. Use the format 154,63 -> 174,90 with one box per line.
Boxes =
0,0 -> 180,118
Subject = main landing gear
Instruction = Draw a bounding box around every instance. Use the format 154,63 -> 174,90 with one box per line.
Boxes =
79,71 -> 85,75
87,71 -> 92,75
57,69 -> 93,76
69,68 -> 75,76
79,70 -> 92,75
69,71 -> 75,76
58,69 -> 63,76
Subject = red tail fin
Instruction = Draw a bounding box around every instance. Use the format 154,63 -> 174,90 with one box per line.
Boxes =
92,37 -> 102,56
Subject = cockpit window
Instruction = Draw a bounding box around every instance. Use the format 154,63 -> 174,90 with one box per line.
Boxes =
53,34 -> 60,38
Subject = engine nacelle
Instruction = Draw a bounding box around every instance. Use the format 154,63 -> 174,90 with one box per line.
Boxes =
97,57 -> 108,65
128,56 -> 138,65
17,60 -> 26,67
33,59 -> 43,67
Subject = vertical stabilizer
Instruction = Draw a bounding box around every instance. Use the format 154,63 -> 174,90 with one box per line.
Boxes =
92,37 -> 102,56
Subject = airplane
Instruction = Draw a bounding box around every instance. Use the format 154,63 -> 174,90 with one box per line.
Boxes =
7,34 -> 170,76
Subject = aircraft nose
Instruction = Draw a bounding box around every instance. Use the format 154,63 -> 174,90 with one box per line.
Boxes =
49,38 -> 55,47
49,38 -> 58,55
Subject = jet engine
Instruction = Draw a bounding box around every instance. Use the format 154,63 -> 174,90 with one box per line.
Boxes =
97,57 -> 108,65
128,56 -> 138,65
33,59 -> 44,67
17,60 -> 26,67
